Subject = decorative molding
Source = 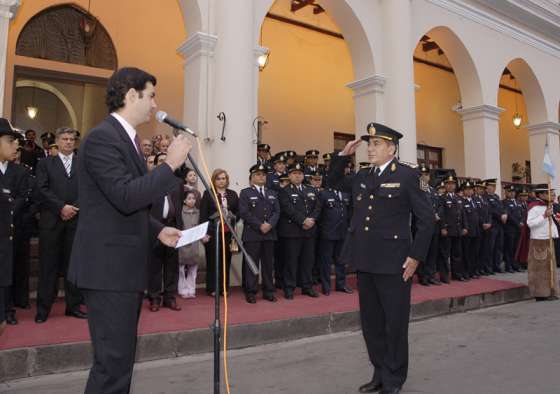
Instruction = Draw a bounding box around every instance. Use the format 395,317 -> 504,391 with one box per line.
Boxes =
457,104 -> 505,121
177,32 -> 218,66
427,0 -> 560,59
0,0 -> 18,19
254,45 -> 270,69
526,121 -> 560,137
346,75 -> 386,98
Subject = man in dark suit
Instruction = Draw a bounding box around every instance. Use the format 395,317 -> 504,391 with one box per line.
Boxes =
460,180 -> 482,279
67,67 -> 192,394
148,152 -> 184,312
239,164 -> 280,303
0,118 -> 20,336
503,185 -> 523,272
278,162 -> 322,299
34,127 -> 86,323
484,179 -> 507,273
329,123 -> 433,394
20,129 -> 43,171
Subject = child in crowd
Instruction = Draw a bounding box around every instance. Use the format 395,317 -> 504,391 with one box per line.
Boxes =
178,190 -> 207,298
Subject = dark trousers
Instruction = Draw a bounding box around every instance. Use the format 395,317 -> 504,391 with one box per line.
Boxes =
318,238 -> 346,292
148,243 -> 178,304
419,229 -> 439,278
243,240 -> 275,296
439,235 -> 464,278
462,237 -> 481,275
37,222 -> 81,316
479,229 -> 492,272
274,241 -> 284,288
503,230 -> 520,270
555,238 -> 560,268
282,237 -> 315,291
204,232 -> 232,294
494,226 -> 504,271
358,272 -> 411,389
0,287 -> 5,323
82,290 -> 143,394
12,234 -> 31,308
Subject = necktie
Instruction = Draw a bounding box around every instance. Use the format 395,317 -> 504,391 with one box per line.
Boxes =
133,134 -> 144,160
63,156 -> 71,177
260,187 -> 265,198
374,167 -> 380,177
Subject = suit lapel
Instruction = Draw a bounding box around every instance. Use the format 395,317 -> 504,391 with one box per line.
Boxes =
106,115 -> 147,175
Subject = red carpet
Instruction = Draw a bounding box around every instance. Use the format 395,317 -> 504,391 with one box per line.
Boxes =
0,277 -> 524,351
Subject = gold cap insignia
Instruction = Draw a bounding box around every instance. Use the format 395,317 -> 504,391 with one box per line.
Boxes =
368,124 -> 377,136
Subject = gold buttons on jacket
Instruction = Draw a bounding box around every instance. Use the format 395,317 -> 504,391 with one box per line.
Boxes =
365,217 -> 370,221
369,195 -> 374,200
388,194 -> 392,198
364,226 -> 369,231
393,235 -> 398,239
9,236 -> 13,241
368,206 -> 373,210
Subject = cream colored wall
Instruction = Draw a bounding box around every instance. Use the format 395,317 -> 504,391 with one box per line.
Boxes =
258,15 -> 355,157
4,0 -> 186,139
414,61 -> 465,175
498,87 -> 530,182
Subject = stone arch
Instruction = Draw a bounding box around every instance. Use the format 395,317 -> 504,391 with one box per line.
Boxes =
177,0 -> 204,37
500,58 -> 548,124
15,80 -> 78,129
16,3 -> 117,70
414,26 -> 483,108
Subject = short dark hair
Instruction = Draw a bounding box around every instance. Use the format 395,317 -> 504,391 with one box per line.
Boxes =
106,67 -> 157,113
154,152 -> 167,166
25,129 -> 36,136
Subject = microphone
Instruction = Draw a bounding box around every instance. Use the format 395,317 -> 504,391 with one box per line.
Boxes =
155,111 -> 198,138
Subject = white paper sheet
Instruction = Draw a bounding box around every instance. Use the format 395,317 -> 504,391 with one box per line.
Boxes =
175,221 -> 209,249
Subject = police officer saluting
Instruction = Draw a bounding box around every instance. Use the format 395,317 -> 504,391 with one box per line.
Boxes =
329,123 -> 433,394
239,164 -> 280,303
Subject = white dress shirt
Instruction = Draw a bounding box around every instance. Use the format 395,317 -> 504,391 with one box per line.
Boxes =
111,112 -> 139,153
375,158 -> 393,176
527,204 -> 559,239
0,161 -> 7,175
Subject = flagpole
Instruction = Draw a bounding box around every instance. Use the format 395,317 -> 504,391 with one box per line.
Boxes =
547,174 -> 555,296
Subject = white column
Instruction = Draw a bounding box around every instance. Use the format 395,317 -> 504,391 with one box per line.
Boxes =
209,0 -> 256,191
0,0 -> 18,116
458,104 -> 504,183
177,31 -> 218,164
381,0 -> 417,162
346,74 -> 386,163
527,122 -> 560,189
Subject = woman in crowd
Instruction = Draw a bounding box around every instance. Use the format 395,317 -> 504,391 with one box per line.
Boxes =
199,169 -> 239,296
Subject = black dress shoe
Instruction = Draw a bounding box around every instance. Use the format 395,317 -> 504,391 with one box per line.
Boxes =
6,313 -> 18,325
419,278 -> 430,286
284,289 -> 294,300
335,286 -> 354,294
302,288 -> 320,298
246,294 -> 257,304
322,288 -> 331,296
65,308 -> 88,319
263,294 -> 277,302
35,314 -> 48,323
359,379 -> 382,393
163,300 -> 182,311
440,276 -> 450,284
428,278 -> 442,285
506,268 -> 515,273
546,295 -> 559,301
381,387 -> 401,394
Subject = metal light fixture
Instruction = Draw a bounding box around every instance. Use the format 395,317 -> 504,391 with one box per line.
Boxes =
258,20 -> 270,71
26,86 -> 38,119
512,76 -> 522,129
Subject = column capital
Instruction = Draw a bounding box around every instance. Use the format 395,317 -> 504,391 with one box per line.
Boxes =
346,75 -> 386,98
0,0 -> 19,19
526,121 -> 560,137
457,104 -> 505,122
177,32 -> 218,66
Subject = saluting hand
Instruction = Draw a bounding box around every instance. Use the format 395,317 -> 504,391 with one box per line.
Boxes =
340,139 -> 363,156
158,227 -> 182,248
402,257 -> 419,282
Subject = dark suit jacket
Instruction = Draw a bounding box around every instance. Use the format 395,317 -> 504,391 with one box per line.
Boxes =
277,183 -> 321,238
239,186 -> 280,242
150,184 -> 184,230
0,179 -> 15,287
68,115 -> 182,292
318,188 -> 351,241
35,154 -> 79,230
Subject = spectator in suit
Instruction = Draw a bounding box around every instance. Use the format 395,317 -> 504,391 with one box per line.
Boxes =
147,152 -> 184,312
34,127 -> 86,323
141,138 -> 153,160
199,169 -> 239,296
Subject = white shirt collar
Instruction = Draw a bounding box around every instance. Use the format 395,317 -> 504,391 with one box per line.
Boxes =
0,161 -> 7,175
58,152 -> 73,161
111,112 -> 137,146
376,158 -> 394,176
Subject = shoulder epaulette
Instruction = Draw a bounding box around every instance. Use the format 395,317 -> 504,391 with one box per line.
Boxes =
398,160 -> 419,169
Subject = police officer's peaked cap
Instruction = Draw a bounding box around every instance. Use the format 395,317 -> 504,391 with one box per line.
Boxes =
461,180 -> 475,190
279,172 -> 289,181
361,122 -> 403,143
305,149 -> 320,158
444,175 -> 457,184
257,143 -> 270,151
272,154 -> 286,164
437,181 -> 446,189
285,150 -> 297,158
288,163 -> 304,173
0,118 -> 20,138
483,179 -> 497,186
359,162 -> 371,169
419,164 -> 430,174
250,163 -> 267,174
323,153 -> 332,161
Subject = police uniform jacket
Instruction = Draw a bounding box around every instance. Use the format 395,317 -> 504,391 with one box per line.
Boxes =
0,182 -> 15,287
328,156 -> 434,274
439,193 -> 466,237
278,183 -> 321,238
0,162 -> 29,222
462,197 -> 481,237
485,193 -> 505,226
318,188 -> 351,241
473,195 -> 490,226
503,198 -> 523,233
239,186 -> 280,242
266,172 -> 283,192
427,186 -> 443,231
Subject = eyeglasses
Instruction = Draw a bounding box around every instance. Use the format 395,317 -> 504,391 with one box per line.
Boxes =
215,177 -> 227,181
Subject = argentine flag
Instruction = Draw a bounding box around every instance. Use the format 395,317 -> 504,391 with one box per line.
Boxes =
543,142 -> 556,179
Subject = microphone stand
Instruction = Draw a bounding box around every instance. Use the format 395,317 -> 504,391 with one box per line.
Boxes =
184,151 -> 259,394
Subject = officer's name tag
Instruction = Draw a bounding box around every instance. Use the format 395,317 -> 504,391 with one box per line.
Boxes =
2,188 -> 10,194
360,183 -> 366,189
250,196 -> 258,200
291,194 -> 299,197
268,195 -> 276,200
380,183 -> 400,188
307,193 -> 315,197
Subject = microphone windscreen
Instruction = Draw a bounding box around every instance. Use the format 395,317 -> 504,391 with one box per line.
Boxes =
155,111 -> 167,123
